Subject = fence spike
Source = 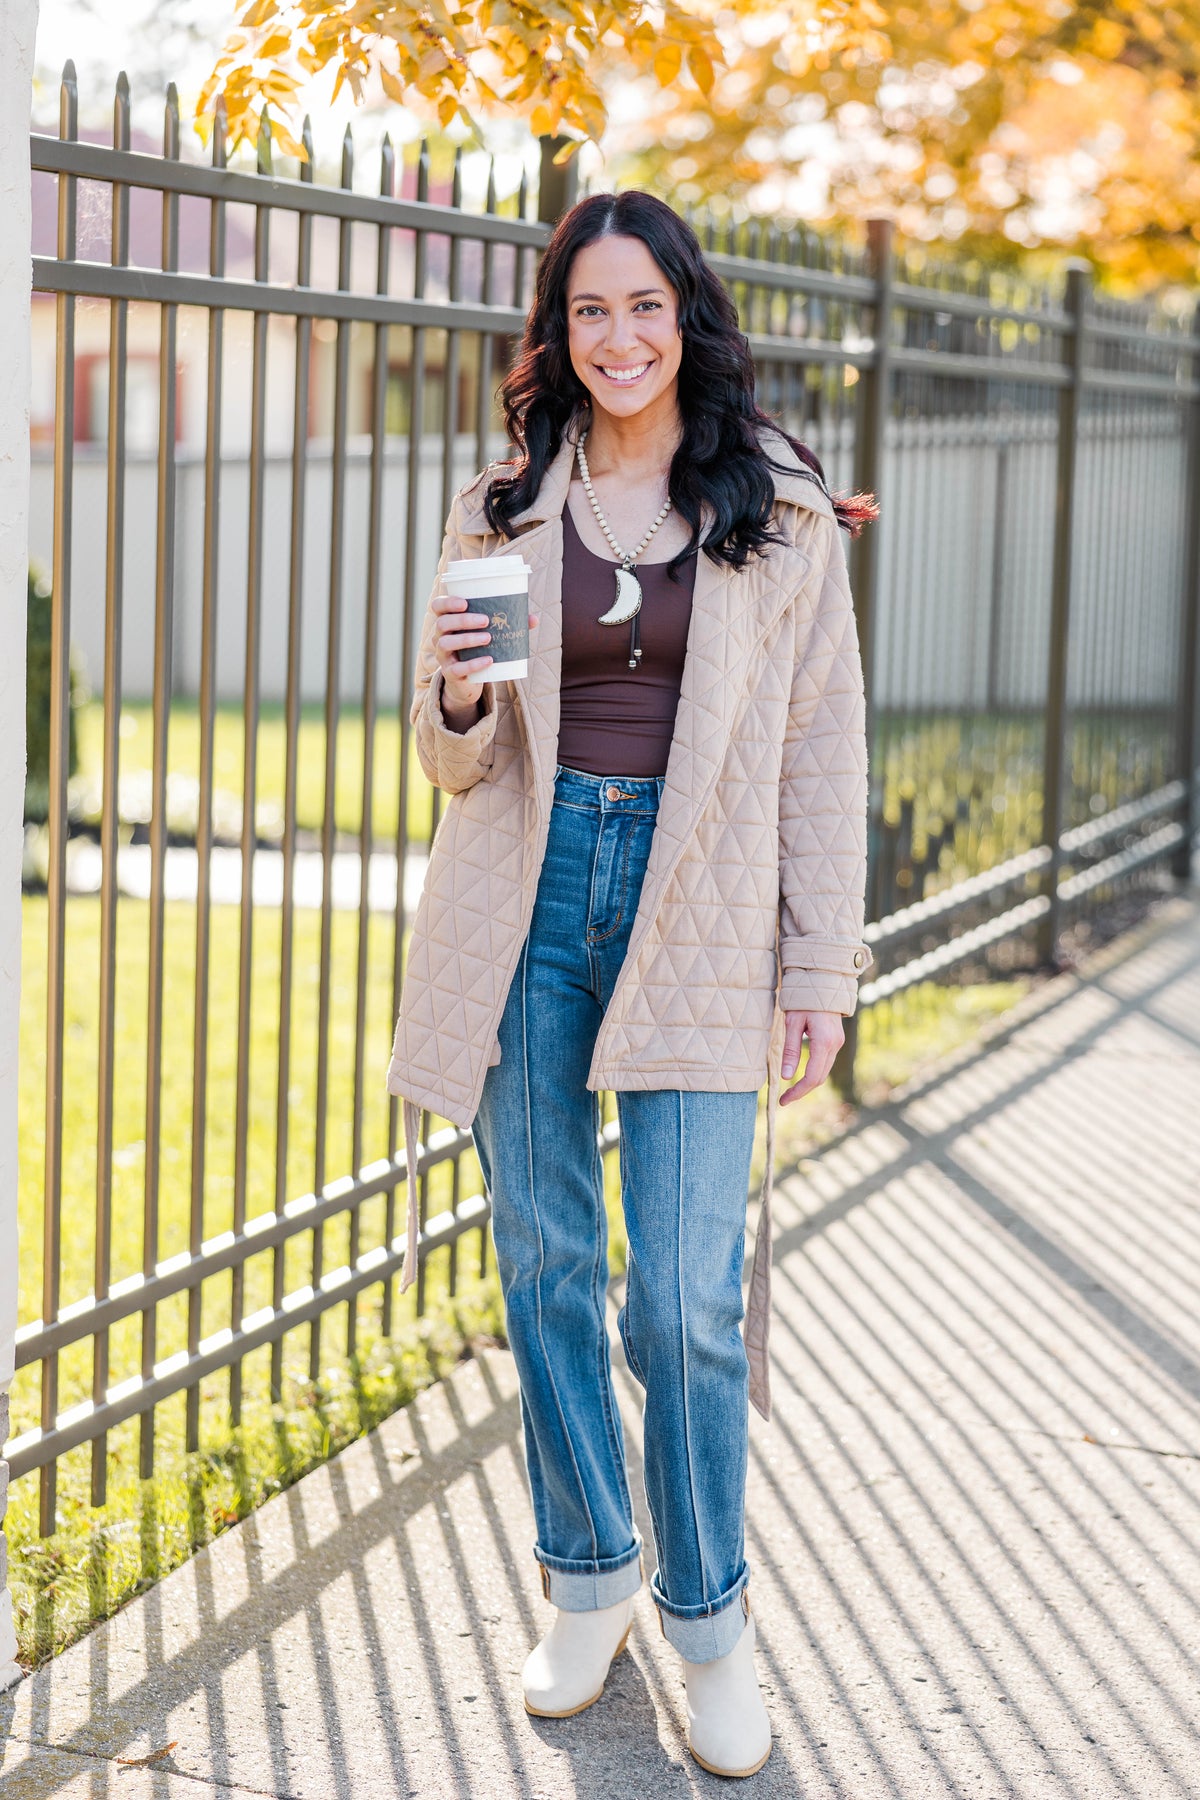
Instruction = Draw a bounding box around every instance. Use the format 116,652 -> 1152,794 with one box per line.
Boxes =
452,143 -> 463,210
416,136 -> 429,205
114,71 -> 130,150
60,60 -> 78,138
257,107 -> 273,176
485,153 -> 497,215
165,82 -> 180,159
212,94 -> 228,170
341,121 -> 354,188
300,113 -> 313,183
517,163 -> 529,220
380,130 -> 395,199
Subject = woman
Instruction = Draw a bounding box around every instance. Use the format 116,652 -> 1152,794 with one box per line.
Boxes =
388,190 -> 875,1779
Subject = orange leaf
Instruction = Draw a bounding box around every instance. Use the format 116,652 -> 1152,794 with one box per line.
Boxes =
117,1744 -> 178,1768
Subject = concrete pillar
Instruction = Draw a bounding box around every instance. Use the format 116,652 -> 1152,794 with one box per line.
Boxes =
0,0 -> 37,1694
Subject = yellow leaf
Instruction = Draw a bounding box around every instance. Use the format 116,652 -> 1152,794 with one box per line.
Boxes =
271,119 -> 308,159
686,44 -> 714,94
380,62 -> 406,102
256,31 -> 291,59
238,0 -> 277,25
530,102 -> 553,135
654,43 -> 683,86
262,71 -> 300,102
438,92 -> 458,126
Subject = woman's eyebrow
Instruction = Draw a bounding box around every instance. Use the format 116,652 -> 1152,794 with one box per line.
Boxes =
569,287 -> 667,302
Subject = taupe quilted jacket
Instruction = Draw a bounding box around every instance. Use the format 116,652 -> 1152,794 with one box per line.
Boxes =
387,420 -> 873,1420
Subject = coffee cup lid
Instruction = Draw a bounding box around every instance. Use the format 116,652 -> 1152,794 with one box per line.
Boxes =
446,554 -> 529,580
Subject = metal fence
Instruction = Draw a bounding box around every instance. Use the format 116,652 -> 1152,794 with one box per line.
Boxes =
12,64 -> 1199,1534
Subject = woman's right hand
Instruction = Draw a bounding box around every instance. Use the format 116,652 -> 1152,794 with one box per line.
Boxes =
432,592 -> 539,729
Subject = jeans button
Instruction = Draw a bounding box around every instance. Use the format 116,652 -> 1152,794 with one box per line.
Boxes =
606,784 -> 621,801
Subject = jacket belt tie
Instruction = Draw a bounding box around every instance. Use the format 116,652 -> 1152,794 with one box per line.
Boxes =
400,1097 -> 423,1295
745,999 -> 786,1423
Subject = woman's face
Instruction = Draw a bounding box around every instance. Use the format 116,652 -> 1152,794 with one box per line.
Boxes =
565,233 -> 683,423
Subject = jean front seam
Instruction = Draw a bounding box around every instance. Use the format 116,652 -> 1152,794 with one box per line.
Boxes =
521,934 -> 599,1562
677,1090 -> 714,1603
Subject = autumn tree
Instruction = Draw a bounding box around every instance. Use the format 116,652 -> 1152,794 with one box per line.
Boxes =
204,0 -> 1199,287
615,0 -> 1200,289
200,0 -> 725,161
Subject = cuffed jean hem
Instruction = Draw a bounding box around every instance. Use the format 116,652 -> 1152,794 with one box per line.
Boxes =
536,1542 -> 644,1612
652,1571 -> 751,1663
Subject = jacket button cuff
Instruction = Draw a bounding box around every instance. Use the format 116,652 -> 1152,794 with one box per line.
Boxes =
853,948 -> 868,969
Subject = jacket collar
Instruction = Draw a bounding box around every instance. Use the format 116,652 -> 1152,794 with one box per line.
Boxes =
455,417 -> 835,538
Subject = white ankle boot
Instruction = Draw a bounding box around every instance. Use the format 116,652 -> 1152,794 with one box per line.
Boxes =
522,1593 -> 636,1717
682,1606 -> 772,1777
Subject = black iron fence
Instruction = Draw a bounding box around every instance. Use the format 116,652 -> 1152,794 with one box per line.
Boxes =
13,65 -> 1199,1534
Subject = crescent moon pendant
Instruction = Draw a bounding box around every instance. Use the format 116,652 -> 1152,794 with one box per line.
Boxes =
597,564 -> 643,626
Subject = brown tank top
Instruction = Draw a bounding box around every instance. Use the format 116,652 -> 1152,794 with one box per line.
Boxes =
557,501 -> 697,778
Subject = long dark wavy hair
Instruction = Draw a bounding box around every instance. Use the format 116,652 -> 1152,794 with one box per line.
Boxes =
484,190 -> 878,572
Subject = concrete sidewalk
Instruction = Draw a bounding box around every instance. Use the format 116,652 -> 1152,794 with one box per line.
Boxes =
3,896 -> 1200,1799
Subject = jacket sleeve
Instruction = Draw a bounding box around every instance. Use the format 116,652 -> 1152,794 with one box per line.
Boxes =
411,486 -> 499,795
778,514 -> 874,1016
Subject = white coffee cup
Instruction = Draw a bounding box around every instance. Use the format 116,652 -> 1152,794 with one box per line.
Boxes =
443,554 -> 532,682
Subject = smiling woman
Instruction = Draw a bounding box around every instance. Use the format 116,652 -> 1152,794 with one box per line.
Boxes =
385,188 -> 877,1779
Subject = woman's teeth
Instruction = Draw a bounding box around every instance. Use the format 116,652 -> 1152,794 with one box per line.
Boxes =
599,363 -> 649,382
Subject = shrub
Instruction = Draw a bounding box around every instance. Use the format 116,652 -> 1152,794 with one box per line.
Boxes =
24,563 -> 79,823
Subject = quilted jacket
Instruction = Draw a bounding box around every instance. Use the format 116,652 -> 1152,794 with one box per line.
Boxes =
387,418 -> 873,1420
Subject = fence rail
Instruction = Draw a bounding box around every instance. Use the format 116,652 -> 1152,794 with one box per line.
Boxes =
12,64 -> 1199,1531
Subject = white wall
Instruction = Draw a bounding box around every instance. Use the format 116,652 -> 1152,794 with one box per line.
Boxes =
29,414 -> 1190,717
0,0 -> 37,1695
28,434 -> 505,708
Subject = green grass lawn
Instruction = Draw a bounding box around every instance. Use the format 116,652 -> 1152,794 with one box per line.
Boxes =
74,699 -> 436,846
15,891 -> 458,1428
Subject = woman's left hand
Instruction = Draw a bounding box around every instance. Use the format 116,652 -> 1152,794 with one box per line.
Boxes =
779,1010 -> 845,1104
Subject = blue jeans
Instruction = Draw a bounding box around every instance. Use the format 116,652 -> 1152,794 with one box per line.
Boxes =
472,762 -> 760,1662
